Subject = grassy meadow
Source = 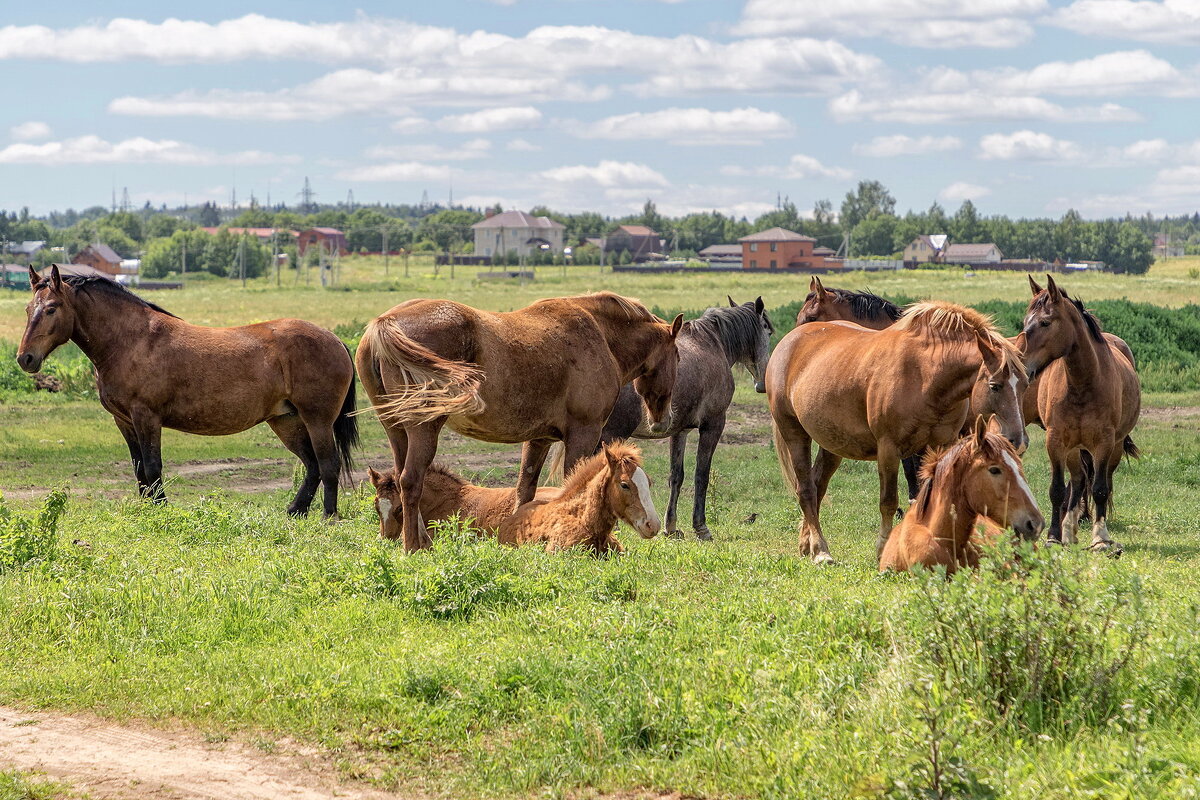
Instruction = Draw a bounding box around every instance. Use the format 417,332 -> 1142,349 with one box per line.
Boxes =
1,257 -> 1200,798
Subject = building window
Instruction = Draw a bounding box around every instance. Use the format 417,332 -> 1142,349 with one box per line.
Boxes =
750,259 -> 757,268
770,259 -> 777,269
770,242 -> 777,252
749,243 -> 758,252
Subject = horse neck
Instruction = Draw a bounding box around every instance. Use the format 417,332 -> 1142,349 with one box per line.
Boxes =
922,338 -> 983,404
554,468 -> 619,548
1058,311 -> 1110,391
595,316 -> 666,381
70,291 -> 163,370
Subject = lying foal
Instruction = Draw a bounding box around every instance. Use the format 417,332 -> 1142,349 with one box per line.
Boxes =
879,417 -> 1043,575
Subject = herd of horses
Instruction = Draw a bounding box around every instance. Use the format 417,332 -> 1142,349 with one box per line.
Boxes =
16,264 -> 1140,573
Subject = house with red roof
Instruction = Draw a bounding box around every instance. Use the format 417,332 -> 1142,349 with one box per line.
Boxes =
738,227 -> 824,270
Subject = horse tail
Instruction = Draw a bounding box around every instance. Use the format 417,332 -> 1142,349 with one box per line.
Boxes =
545,442 -> 567,485
334,342 -> 360,484
361,316 -> 485,426
772,422 -> 801,499
1123,435 -> 1141,460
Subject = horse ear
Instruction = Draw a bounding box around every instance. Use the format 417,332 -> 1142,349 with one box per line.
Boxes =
1028,274 -> 1042,296
669,313 -> 684,339
1046,273 -> 1062,301
754,296 -> 764,315
366,466 -> 383,487
813,276 -> 827,299
603,443 -> 621,470
27,266 -> 39,290
974,330 -> 1003,373
50,264 -> 64,293
728,295 -> 737,307
808,276 -> 817,292
973,414 -> 988,447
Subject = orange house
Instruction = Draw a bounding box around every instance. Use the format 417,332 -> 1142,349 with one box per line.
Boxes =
738,228 -> 823,270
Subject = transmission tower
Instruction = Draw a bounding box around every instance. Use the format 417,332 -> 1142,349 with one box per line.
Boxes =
346,189 -> 355,210
420,189 -> 430,210
120,187 -> 132,213
298,177 -> 316,213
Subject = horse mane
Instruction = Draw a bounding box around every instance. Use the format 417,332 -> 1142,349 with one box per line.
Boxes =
689,302 -> 772,358
896,301 -> 1025,377
816,287 -> 901,322
43,273 -> 179,319
913,431 -> 1014,517
570,291 -> 656,322
560,441 -> 642,497
371,463 -> 465,493
1031,289 -> 1106,344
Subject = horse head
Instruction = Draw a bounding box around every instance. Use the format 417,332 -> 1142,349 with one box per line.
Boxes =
971,330 -> 1029,453
633,313 -> 683,435
18,265 -> 75,374
961,416 -> 1043,540
729,294 -> 774,393
603,442 -> 660,538
1021,274 -> 1077,380
367,466 -> 404,540
796,276 -> 844,326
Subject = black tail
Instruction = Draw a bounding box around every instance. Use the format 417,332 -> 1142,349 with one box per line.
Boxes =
1123,435 -> 1141,460
334,343 -> 360,482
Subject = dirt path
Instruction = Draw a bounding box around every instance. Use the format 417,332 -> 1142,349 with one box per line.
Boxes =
0,706 -> 405,800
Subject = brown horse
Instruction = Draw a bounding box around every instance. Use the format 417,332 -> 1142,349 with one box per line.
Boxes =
1021,275 -> 1140,552
16,265 -> 358,517
879,416 -> 1044,574
367,465 -> 560,538
768,300 -> 1024,563
498,441 -> 660,554
795,277 -> 1030,501
357,292 -> 682,551
587,296 -> 774,540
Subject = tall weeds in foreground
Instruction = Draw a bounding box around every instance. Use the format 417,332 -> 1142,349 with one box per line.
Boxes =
0,490 -> 67,573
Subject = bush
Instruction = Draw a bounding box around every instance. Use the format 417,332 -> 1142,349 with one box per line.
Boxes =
0,490 -> 68,574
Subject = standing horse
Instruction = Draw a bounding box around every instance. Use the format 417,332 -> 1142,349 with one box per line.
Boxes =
498,441 -> 660,554
879,416 -> 1043,574
16,265 -> 357,517
795,277 -> 1029,502
594,296 -> 774,540
357,292 -> 682,551
1021,275 -> 1140,552
767,301 -> 1024,563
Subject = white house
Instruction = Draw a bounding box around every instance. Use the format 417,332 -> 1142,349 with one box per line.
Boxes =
472,210 -> 566,259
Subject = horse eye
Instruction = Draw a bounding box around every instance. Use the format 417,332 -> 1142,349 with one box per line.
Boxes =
1040,320 -> 1050,327
988,466 -> 1002,475
46,308 -> 56,315
620,481 -> 630,490
989,383 -> 1001,392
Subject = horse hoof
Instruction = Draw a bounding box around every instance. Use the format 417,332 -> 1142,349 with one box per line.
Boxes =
665,529 -> 685,540
695,529 -> 713,542
812,553 -> 835,566
1090,540 -> 1122,558
1045,537 -> 1063,548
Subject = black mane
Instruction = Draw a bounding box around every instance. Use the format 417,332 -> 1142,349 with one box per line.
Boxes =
688,301 -> 772,362
834,288 -> 902,322
1031,289 -> 1104,343
39,273 -> 179,319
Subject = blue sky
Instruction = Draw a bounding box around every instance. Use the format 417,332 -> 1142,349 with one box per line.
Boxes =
2,1 -> 1198,220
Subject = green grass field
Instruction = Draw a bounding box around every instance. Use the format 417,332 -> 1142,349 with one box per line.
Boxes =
2,259 -> 1200,798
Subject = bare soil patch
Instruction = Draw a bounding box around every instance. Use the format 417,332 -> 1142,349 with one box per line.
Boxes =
1140,405 -> 1200,422
0,706 -> 406,800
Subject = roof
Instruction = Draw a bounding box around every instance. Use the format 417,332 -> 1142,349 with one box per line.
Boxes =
812,246 -> 837,256
944,242 -> 1000,258
201,227 -> 296,237
8,240 -> 45,255
912,234 -> 949,251
698,244 -> 742,256
614,224 -> 656,236
81,243 -> 122,263
302,227 -> 345,236
472,211 -> 565,230
738,227 -> 816,243
48,264 -> 114,280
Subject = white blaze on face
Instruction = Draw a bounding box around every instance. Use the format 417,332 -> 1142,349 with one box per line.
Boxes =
377,498 -> 393,526
630,467 -> 660,536
1002,452 -> 1036,510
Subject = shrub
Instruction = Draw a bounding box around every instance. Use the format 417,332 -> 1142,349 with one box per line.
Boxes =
0,490 -> 68,574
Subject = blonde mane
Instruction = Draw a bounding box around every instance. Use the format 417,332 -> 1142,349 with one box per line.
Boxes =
896,301 -> 1026,378
569,291 -> 657,322
560,441 -> 642,497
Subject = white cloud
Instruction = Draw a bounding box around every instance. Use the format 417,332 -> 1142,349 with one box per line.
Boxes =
572,107 -> 793,145
735,0 -> 1047,47
854,134 -> 962,157
539,160 -> 669,188
1047,0 -> 1200,45
436,106 -> 543,133
337,162 -> 453,182
506,138 -> 540,152
364,139 -> 492,161
831,89 -> 1139,124
390,116 -> 429,134
10,121 -> 51,141
721,153 -> 850,180
939,181 -> 992,201
978,130 -> 1083,161
0,135 -> 296,166
1116,138 -> 1171,162
953,50 -> 1191,97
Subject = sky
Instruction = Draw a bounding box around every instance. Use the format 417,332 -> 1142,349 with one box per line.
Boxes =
1,1 -> 1198,220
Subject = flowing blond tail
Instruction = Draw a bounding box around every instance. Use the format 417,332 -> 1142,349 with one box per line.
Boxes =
361,316 -> 486,427
772,421 -> 801,500
544,442 -> 567,486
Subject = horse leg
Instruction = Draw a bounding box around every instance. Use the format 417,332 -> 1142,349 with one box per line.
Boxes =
875,442 -> 902,557
775,420 -> 824,562
400,421 -> 443,552
1088,446 -> 1121,554
267,414 -> 321,516
1046,451 -> 1067,545
302,418 -> 342,520
114,417 -> 150,496
130,407 -> 166,504
517,439 -> 554,506
1079,450 -> 1094,523
665,430 -> 688,538
901,453 -> 922,506
1061,450 -> 1087,546
808,447 -> 841,562
691,416 -> 724,541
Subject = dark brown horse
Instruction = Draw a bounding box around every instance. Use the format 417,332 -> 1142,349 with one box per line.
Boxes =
591,296 -> 774,540
357,292 -> 682,551
796,277 -> 1029,503
1021,275 -> 1140,552
17,265 -> 358,517
768,301 -> 1024,563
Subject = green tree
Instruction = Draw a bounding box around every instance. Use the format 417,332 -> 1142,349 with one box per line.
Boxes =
951,200 -> 983,243
140,229 -> 213,278
1056,209 -> 1085,262
1111,223 -> 1154,274
840,180 -> 896,231
417,209 -> 483,252
850,214 -> 899,257
753,201 -> 804,234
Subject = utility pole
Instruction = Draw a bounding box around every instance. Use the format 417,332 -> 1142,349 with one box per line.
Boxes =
238,236 -> 246,288
383,226 -> 389,275
181,236 -> 188,280
273,230 -> 280,288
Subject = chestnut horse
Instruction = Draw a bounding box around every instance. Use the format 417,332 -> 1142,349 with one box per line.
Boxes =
16,266 -> 358,517
591,296 -> 775,540
367,465 -> 560,539
768,300 -> 1024,563
795,277 -> 1029,503
879,416 -> 1044,574
498,441 -> 660,554
1021,275 -> 1140,552
357,292 -> 682,551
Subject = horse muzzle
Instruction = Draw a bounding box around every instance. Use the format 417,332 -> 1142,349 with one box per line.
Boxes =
632,514 -> 661,538
754,380 -> 766,394
646,412 -> 672,435
16,351 -> 42,374
1012,511 -> 1045,541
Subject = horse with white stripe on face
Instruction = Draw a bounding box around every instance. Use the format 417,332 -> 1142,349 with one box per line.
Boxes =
498,441 -> 659,555
879,416 -> 1043,575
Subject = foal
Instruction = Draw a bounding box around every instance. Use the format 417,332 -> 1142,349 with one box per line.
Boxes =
879,417 -> 1044,575
499,442 -> 660,554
